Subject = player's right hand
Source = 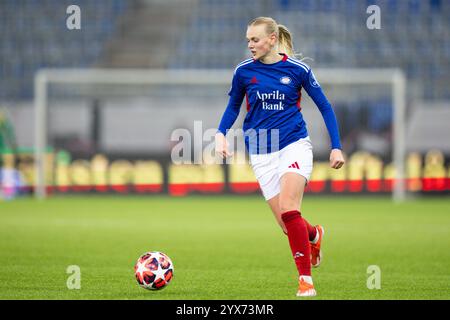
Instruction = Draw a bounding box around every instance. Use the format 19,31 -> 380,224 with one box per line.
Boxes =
215,132 -> 233,159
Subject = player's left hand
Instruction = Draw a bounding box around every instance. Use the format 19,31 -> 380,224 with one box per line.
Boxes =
330,149 -> 345,169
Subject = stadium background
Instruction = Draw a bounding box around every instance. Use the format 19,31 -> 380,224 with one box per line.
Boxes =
0,0 -> 449,300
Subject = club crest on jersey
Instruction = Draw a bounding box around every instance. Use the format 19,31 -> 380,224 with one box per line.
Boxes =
280,76 -> 292,85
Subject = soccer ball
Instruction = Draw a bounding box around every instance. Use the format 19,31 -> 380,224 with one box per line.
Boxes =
134,251 -> 174,290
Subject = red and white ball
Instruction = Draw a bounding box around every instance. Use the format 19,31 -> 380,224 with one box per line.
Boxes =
134,251 -> 174,290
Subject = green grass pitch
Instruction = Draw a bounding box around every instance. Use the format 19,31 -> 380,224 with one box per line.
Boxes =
0,195 -> 449,300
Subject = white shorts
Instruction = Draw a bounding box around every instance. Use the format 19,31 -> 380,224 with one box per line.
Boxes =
250,137 -> 313,201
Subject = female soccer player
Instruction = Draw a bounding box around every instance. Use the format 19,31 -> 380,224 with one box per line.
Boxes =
215,17 -> 345,297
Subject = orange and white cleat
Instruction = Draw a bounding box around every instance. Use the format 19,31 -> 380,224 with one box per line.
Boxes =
310,225 -> 325,268
296,276 -> 316,297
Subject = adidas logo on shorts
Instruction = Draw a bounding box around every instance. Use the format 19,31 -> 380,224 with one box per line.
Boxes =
288,162 -> 300,169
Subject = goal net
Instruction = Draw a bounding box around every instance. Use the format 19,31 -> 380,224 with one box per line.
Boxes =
32,68 -> 407,200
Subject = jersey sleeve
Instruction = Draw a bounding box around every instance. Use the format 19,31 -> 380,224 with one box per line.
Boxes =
301,68 -> 342,150
217,70 -> 246,135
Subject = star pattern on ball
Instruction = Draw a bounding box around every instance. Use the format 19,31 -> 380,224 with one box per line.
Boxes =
152,259 -> 167,281
136,261 -> 148,279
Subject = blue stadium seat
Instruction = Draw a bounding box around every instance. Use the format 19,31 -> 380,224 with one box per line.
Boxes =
0,0 -> 128,100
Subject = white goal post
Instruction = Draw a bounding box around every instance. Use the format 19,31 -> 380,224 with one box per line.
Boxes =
34,68 -> 407,200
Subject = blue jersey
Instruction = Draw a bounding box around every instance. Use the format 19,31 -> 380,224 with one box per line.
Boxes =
217,54 -> 342,154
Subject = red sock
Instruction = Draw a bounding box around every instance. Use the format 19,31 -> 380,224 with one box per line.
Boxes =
281,210 -> 311,276
303,218 -> 317,242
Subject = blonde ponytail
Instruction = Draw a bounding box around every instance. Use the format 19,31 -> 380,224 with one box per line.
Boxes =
277,24 -> 294,57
